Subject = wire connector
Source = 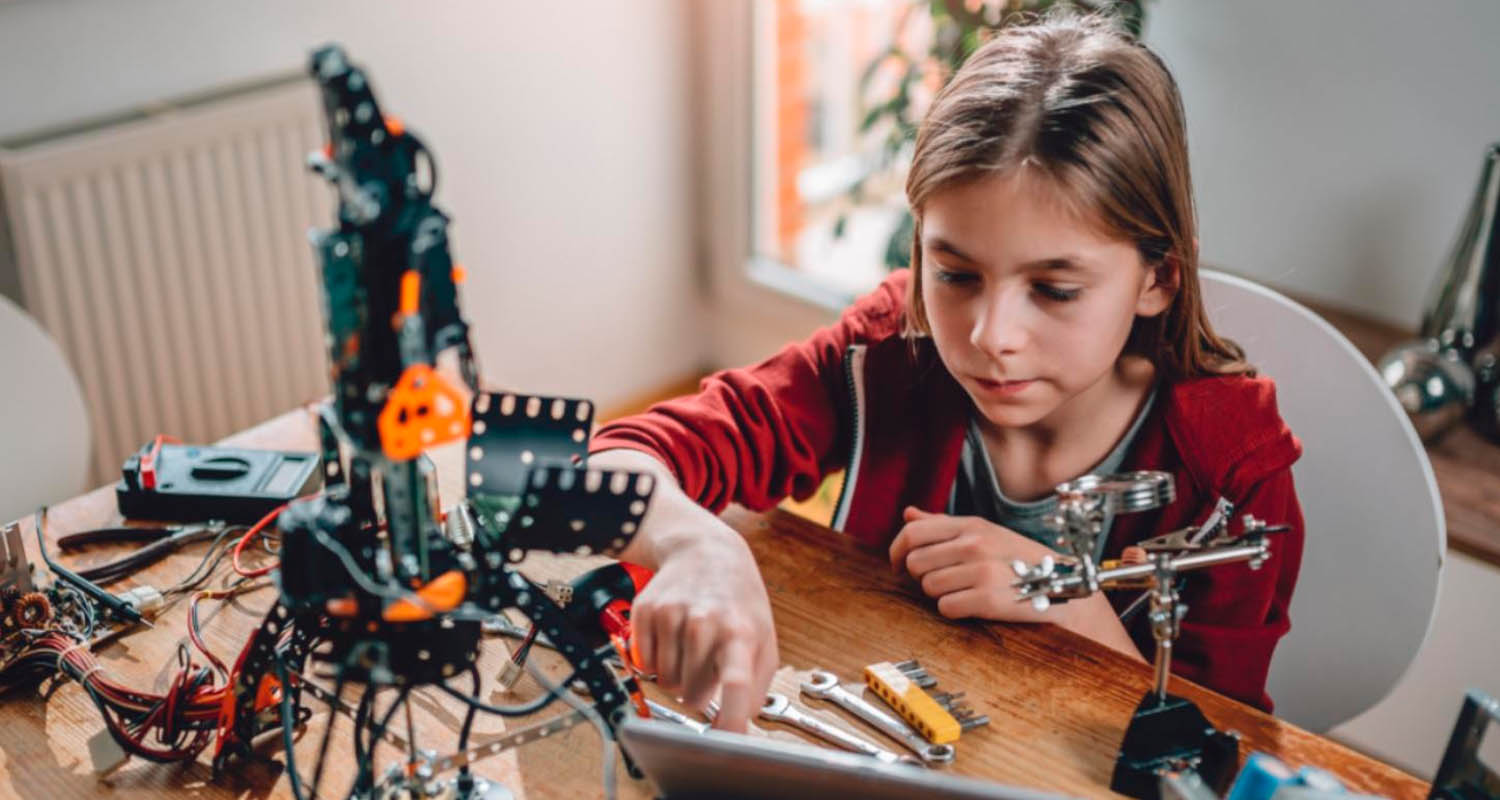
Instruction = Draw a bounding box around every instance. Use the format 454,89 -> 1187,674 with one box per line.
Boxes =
497,659 -> 524,691
117,585 -> 164,618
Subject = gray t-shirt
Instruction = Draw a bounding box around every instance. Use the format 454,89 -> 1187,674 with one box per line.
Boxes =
948,386 -> 1158,560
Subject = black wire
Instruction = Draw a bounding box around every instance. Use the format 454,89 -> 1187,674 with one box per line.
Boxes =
351,682 -> 373,776
274,655 -> 309,800
435,669 -> 576,718
56,585 -> 95,638
356,684 -> 410,793
308,651 -> 352,798
456,668 -> 480,781
165,526 -> 246,595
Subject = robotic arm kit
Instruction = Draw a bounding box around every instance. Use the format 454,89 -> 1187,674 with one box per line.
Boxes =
2,45 -> 658,800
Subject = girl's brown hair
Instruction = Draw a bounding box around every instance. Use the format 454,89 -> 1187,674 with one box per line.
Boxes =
903,10 -> 1250,380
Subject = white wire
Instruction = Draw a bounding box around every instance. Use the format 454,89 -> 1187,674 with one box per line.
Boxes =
523,658 -> 618,800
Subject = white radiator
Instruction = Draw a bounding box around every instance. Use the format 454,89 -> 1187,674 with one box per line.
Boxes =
0,78 -> 334,487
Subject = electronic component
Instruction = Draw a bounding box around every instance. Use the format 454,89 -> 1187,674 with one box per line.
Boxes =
32,510 -> 144,627
117,441 -> 320,524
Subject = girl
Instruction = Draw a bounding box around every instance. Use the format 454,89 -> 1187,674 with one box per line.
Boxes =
591,11 -> 1303,733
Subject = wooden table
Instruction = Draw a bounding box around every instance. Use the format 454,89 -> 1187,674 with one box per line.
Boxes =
0,406 -> 1428,799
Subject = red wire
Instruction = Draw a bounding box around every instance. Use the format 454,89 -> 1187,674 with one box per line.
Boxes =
188,591 -> 232,678
231,492 -> 323,578
231,502 -> 288,578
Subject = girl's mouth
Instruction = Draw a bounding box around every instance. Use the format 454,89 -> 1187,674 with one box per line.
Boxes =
972,377 -> 1035,396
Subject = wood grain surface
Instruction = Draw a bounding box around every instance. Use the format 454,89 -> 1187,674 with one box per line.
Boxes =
0,406 -> 1428,799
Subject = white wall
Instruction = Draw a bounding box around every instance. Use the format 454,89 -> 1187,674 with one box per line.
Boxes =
0,0 -> 706,414
1143,0 -> 1500,330
1143,3 -> 1500,778
1330,552 -> 1500,779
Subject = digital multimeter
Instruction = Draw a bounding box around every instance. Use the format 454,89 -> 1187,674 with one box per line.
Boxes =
116,441 -> 322,523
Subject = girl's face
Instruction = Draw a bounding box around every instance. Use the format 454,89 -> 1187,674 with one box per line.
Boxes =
919,170 -> 1175,432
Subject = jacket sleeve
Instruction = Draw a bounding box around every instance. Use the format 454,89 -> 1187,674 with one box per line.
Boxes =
1166,466 -> 1305,712
588,274 -> 907,514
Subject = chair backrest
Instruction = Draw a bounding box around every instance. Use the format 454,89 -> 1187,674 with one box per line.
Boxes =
0,294 -> 91,524
1199,270 -> 1445,732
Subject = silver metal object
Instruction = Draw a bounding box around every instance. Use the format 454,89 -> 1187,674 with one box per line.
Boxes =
444,502 -> 477,549
1380,142 -> 1500,442
958,713 -> 990,732
431,708 -> 591,773
1,522 -> 34,594
1421,142 -> 1500,357
1159,769 -> 1219,800
646,699 -> 710,734
1118,498 -> 1235,622
756,693 -> 915,766
1146,558 -> 1187,704
1378,341 -> 1475,441
1014,471 -> 1175,610
894,659 -> 937,689
799,670 -> 955,764
1015,472 -> 1284,713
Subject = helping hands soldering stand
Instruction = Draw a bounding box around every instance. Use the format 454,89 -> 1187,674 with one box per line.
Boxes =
1010,472 -> 1287,800
211,46 -> 657,800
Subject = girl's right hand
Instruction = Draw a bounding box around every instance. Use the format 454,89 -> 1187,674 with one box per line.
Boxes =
589,448 -> 779,733
629,523 -> 779,732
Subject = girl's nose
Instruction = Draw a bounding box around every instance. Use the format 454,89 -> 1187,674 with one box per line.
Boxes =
969,286 -> 1028,359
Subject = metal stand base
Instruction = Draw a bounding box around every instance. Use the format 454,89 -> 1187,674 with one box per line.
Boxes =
1110,692 -> 1239,800
453,775 -> 515,800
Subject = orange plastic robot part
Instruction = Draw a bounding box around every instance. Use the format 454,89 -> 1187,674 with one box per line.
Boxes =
252,672 -> 285,714
382,570 -> 468,623
376,363 -> 470,461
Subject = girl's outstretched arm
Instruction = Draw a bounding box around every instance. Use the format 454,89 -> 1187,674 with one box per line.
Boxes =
592,447 -> 780,734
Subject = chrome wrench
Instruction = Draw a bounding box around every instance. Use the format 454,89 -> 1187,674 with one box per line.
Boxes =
757,692 -> 918,766
646,699 -> 710,734
800,670 -> 955,764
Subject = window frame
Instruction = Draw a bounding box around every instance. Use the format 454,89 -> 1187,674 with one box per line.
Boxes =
693,0 -> 870,368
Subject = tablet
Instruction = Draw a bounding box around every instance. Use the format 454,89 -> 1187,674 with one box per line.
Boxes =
618,716 -> 1069,800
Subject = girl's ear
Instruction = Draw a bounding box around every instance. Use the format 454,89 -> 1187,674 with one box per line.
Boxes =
1135,257 -> 1179,317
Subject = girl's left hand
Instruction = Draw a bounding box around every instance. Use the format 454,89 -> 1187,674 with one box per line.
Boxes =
889,506 -> 1145,661
888,506 -> 1058,622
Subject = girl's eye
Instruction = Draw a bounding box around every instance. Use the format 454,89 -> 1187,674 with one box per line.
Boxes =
1034,283 -> 1082,302
934,269 -> 978,286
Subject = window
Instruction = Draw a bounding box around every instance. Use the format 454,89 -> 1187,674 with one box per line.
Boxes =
750,0 -> 928,302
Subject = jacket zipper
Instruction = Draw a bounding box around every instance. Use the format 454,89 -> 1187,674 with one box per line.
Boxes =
831,344 -> 868,532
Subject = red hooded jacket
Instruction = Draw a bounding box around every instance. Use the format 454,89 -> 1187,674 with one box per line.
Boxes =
591,270 -> 1304,711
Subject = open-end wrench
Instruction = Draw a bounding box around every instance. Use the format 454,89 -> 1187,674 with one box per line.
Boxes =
646,699 -> 709,734
757,693 -> 919,766
800,670 -> 955,764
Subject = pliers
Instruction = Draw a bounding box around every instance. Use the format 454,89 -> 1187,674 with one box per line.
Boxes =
58,522 -> 230,585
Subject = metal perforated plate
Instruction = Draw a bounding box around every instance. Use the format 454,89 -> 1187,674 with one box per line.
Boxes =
494,465 -> 654,561
466,392 -> 594,501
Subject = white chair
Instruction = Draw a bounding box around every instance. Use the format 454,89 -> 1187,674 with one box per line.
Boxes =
1198,269 -> 1445,733
0,294 -> 90,523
